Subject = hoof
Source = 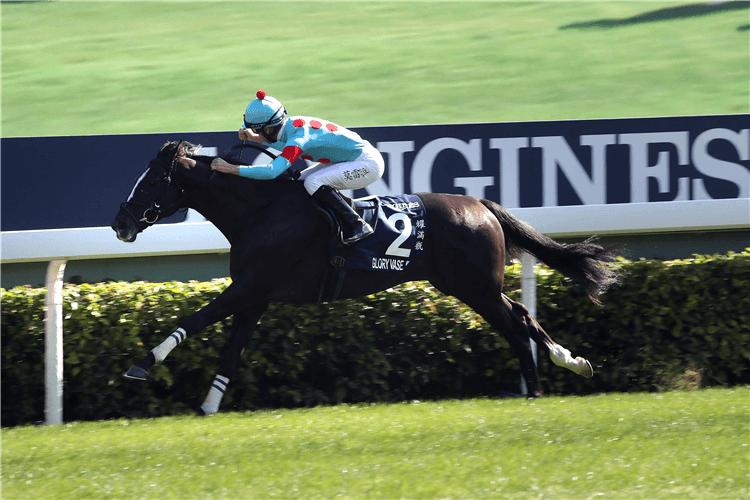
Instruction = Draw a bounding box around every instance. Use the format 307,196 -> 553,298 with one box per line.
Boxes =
124,365 -> 149,380
578,358 -> 594,378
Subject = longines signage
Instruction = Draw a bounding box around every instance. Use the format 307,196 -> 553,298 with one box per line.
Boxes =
365,124 -> 748,206
2,114 -> 747,231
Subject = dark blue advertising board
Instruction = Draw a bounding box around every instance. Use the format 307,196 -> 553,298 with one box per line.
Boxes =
2,114 -> 748,232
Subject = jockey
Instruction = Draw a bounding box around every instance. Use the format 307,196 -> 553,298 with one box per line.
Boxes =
209,90 -> 385,245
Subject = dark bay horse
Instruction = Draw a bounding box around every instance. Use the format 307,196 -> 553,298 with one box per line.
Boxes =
112,141 -> 619,414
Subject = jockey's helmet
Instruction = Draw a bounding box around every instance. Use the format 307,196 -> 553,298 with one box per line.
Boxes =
243,90 -> 287,131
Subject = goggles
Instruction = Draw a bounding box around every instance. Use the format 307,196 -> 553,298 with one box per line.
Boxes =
243,106 -> 286,131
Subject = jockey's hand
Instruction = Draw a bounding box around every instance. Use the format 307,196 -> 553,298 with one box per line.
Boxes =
176,156 -> 197,169
239,127 -> 264,143
210,158 -> 240,175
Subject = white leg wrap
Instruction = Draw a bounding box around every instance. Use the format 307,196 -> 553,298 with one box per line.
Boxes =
151,328 -> 187,363
547,342 -> 593,378
201,375 -> 229,415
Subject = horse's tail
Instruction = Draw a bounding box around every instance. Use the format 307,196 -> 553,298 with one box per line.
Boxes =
480,199 -> 620,305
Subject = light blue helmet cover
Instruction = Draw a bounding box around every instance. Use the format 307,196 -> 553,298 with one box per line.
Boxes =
243,90 -> 287,130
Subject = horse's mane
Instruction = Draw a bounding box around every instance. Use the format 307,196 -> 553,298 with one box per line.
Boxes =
159,140 -> 203,158
160,140 -> 277,166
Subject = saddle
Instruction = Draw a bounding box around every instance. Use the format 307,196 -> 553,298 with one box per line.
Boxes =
312,195 -> 376,302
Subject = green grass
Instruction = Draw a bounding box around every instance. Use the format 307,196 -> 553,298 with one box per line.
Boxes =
2,388 -> 748,499
2,2 -> 748,137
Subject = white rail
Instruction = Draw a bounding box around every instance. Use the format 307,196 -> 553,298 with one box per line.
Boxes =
3,199 -> 746,264
44,260 -> 66,426
520,253 -> 538,396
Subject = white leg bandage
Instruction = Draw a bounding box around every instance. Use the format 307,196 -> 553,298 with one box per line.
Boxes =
547,342 -> 593,378
201,375 -> 230,415
151,328 -> 187,363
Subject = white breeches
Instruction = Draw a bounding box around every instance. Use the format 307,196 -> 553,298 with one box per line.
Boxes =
299,144 -> 385,195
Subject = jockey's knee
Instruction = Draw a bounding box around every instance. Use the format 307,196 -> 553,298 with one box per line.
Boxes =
304,176 -> 323,195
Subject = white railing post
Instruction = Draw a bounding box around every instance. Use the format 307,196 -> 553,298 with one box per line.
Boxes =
44,260 -> 67,426
520,252 -> 538,395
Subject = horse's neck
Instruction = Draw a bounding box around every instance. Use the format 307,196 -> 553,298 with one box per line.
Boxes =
185,174 -> 311,244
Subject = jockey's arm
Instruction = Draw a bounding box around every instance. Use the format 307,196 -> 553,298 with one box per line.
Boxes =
237,156 -> 291,180
210,145 -> 303,180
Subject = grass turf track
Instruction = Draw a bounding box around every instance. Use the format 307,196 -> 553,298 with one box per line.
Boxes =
2,388 -> 748,499
2,1 -> 748,138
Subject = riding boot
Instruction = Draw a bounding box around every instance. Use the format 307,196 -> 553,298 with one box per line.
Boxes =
312,185 -> 374,245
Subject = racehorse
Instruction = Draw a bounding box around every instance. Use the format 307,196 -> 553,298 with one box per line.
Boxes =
112,140 -> 619,414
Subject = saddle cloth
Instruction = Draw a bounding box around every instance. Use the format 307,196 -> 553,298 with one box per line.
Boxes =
341,194 -> 427,271
317,193 -> 427,302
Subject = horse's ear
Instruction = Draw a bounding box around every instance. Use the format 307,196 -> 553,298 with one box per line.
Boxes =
174,139 -> 185,158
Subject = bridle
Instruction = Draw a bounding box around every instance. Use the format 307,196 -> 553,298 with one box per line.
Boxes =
119,141 -> 215,230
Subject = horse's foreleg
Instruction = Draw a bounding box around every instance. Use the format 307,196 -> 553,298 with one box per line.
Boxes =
200,302 -> 268,415
201,374 -> 230,415
124,328 -> 186,380
124,281 -> 250,380
506,295 -> 594,379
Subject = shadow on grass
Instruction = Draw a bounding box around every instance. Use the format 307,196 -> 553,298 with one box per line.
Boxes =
560,1 -> 750,30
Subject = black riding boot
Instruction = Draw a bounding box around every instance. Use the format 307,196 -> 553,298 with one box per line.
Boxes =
312,185 -> 374,245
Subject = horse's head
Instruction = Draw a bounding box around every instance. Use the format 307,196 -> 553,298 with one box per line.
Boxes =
111,140 -> 205,242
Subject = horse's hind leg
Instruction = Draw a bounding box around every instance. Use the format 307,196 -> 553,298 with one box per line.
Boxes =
465,294 -> 545,398
505,296 -> 594,378
201,302 -> 268,415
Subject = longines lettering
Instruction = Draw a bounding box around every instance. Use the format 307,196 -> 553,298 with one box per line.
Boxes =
368,127 -> 749,206
382,201 -> 420,211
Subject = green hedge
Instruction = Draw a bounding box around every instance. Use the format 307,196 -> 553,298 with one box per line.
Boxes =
2,250 -> 749,426
532,251 -> 750,395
